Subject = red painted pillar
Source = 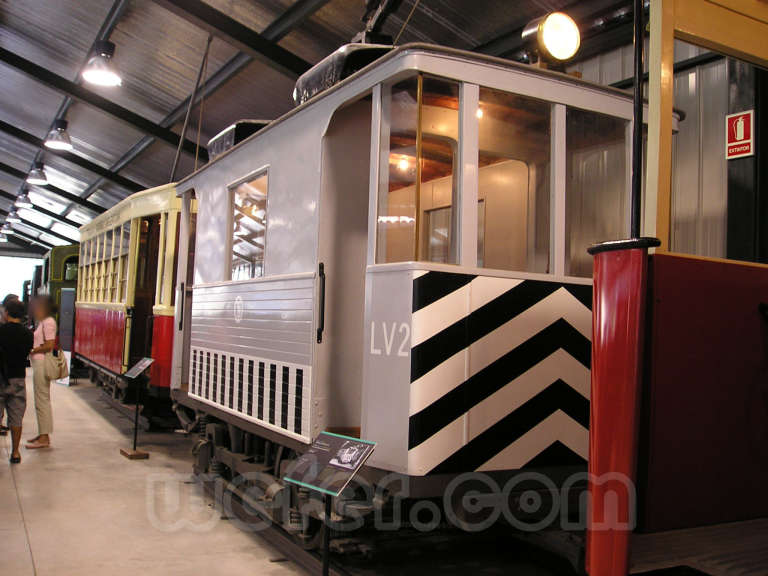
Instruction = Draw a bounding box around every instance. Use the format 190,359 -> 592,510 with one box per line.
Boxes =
585,238 -> 659,576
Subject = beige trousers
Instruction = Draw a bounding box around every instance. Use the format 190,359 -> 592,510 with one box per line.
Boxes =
31,357 -> 53,436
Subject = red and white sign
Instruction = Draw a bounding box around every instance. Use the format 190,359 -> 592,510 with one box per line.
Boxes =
726,110 -> 754,160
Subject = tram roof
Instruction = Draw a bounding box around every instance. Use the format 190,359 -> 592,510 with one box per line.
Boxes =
175,42 -> 644,186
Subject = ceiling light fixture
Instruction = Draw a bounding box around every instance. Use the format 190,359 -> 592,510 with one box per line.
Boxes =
44,119 -> 74,151
15,191 -> 33,209
6,208 -> 22,224
26,162 -> 48,185
0,223 -> 12,236
82,40 -> 122,87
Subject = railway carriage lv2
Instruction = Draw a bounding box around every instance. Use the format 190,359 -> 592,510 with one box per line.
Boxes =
170,43 -> 652,538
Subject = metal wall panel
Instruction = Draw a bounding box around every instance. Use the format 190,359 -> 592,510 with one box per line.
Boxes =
190,276 -> 314,368
671,59 -> 728,258
189,275 -> 314,442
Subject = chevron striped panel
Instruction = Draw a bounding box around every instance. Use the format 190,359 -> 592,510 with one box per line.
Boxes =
407,271 -> 592,475
189,346 -> 311,442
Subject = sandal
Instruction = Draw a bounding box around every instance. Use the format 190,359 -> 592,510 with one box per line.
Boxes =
10,455 -> 21,464
25,440 -> 50,449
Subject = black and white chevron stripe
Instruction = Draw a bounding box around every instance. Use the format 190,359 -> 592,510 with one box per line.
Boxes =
408,271 -> 592,475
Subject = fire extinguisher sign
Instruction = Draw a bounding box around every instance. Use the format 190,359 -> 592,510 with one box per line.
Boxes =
726,110 -> 754,160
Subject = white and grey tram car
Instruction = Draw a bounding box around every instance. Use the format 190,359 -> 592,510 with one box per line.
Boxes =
171,43 -> 638,493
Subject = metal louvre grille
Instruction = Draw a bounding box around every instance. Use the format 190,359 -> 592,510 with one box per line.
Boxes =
188,346 -> 311,442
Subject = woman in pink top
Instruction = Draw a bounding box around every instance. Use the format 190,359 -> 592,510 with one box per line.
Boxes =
26,296 -> 57,449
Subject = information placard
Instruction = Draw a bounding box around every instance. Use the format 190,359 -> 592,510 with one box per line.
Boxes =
284,432 -> 375,497
123,357 -> 154,380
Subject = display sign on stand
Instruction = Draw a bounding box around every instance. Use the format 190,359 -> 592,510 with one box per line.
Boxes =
119,357 -> 154,461
285,432 -> 375,576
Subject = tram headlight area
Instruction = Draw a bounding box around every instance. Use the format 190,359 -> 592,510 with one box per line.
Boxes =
522,12 -> 581,64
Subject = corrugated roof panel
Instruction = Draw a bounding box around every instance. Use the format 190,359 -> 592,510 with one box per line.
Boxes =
50,221 -> 80,241
37,159 -> 89,195
201,0 -> 288,33
98,0 -> 240,123
0,64 -> 63,138
183,58 -> 295,146
120,138 -> 193,186
0,0 -> 112,79
26,189 -> 69,215
87,184 -> 128,208
0,132 -> 39,172
17,208 -> 52,229
279,0 -> 361,61
64,101 -> 149,168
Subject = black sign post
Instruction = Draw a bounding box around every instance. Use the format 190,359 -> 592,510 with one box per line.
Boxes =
119,357 -> 154,460
284,432 -> 375,576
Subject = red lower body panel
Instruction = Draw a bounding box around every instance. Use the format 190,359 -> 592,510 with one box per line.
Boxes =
639,254 -> 768,530
74,307 -> 125,374
150,314 -> 174,388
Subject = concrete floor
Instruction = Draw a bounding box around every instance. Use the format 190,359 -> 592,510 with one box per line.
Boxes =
0,370 -> 303,576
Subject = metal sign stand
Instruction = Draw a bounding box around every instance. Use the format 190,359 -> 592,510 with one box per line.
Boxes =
119,357 -> 154,460
322,495 -> 332,576
283,431 -> 376,576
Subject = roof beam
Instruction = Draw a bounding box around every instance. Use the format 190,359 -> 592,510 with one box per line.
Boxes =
0,189 -> 82,228
261,0 -> 333,42
6,228 -> 54,250
0,46 -> 207,162
0,208 -> 75,244
4,234 -> 48,254
151,0 -> 312,78
0,119 -> 142,193
0,162 -> 106,214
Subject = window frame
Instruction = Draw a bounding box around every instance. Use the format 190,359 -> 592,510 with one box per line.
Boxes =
227,166 -> 270,281
370,75 -> 633,281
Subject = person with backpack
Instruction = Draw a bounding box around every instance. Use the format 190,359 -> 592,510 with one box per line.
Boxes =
0,299 -> 34,463
0,293 -> 22,436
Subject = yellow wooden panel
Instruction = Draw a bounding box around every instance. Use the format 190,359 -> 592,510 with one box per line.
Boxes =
646,0 -> 676,250
674,0 -> 768,68
705,0 -> 768,24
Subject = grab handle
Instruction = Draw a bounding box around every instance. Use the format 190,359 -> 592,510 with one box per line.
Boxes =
178,282 -> 185,331
317,263 -> 325,343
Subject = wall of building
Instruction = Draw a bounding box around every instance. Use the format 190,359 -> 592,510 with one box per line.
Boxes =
568,40 -> 730,258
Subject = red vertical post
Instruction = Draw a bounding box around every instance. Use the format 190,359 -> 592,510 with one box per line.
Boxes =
585,238 -> 659,576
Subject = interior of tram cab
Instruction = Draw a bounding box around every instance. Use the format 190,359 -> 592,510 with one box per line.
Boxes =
376,74 -> 629,277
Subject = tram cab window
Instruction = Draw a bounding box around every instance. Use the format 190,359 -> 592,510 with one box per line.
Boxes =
565,108 -> 628,277
477,87 -> 551,273
231,172 -> 268,280
377,76 -> 459,264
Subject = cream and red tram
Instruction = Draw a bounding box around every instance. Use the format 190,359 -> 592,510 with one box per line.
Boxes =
75,184 -> 190,421
170,44 -> 657,531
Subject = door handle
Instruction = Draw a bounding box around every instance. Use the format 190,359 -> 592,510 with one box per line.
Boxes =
317,263 -> 325,343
